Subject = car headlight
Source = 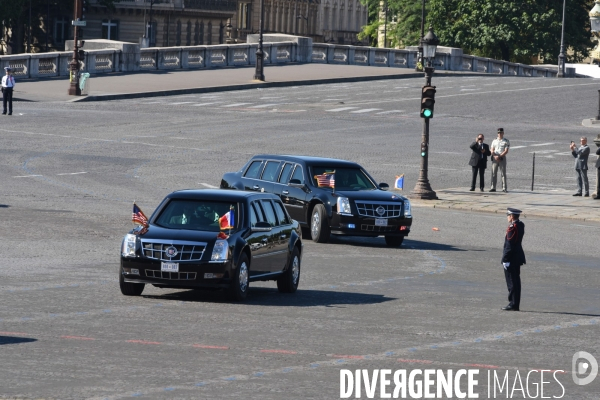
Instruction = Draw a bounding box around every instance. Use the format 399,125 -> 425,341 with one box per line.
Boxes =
121,234 -> 137,257
337,196 -> 352,215
211,240 -> 229,261
403,199 -> 412,218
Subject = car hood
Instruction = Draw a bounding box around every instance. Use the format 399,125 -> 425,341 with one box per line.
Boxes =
334,190 -> 407,202
132,225 -> 232,243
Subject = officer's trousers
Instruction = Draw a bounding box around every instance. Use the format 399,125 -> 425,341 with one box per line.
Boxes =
504,263 -> 521,309
575,168 -> 589,194
491,157 -> 507,191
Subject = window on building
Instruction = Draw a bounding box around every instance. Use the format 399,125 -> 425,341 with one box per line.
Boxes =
101,19 -> 119,40
238,2 -> 251,30
54,17 -> 70,43
176,20 -> 182,46
186,21 -> 191,46
207,22 -> 212,44
194,21 -> 199,45
199,21 -> 204,45
219,22 -> 224,44
146,21 -> 157,46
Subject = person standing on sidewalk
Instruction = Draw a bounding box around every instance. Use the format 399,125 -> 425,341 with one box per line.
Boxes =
468,134 -> 491,191
490,128 -> 510,193
570,137 -> 590,197
1,67 -> 15,116
501,208 -> 526,311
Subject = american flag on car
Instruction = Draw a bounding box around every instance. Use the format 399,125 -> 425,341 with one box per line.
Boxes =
132,203 -> 149,226
315,172 -> 335,188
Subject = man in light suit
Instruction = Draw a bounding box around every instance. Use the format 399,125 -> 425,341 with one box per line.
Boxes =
570,136 -> 590,197
468,134 -> 491,191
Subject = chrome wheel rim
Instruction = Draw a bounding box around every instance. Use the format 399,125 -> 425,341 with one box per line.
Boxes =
311,211 -> 320,238
291,256 -> 300,285
238,261 -> 248,292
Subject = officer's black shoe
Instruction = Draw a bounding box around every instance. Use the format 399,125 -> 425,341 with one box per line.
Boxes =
480,188 -> 484,192
573,193 -> 582,196
489,189 -> 496,192
1,112 -> 6,115
7,112 -> 11,115
469,188 -> 475,191
584,193 -> 590,197
502,305 -> 519,311
503,189 -> 508,193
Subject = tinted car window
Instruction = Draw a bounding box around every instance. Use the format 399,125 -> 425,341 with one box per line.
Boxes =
260,200 -> 278,226
155,200 -> 237,231
311,166 -> 376,191
261,161 -> 280,182
290,165 -> 304,183
250,203 -> 259,227
274,201 -> 291,225
279,163 -> 294,183
244,161 -> 263,179
252,202 -> 266,222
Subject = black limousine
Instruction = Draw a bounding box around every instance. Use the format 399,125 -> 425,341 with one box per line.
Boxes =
221,155 -> 412,247
120,190 -> 303,301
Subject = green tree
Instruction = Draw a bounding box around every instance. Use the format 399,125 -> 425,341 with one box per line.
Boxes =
359,0 -> 427,48
428,0 -> 594,63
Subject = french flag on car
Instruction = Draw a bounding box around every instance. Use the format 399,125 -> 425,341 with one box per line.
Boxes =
219,206 -> 235,230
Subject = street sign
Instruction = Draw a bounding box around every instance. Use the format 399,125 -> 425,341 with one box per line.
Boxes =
72,20 -> 87,27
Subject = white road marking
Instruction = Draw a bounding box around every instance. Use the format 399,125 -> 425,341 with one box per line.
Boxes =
57,172 -> 87,176
326,107 -> 359,112
199,183 -> 218,188
350,108 -> 382,113
260,96 -> 285,99
530,142 -> 555,147
460,89 -> 478,91
13,175 -> 43,178
222,103 -> 252,107
510,146 -> 527,149
572,224 -> 599,228
170,102 -> 194,105
529,150 -> 557,154
323,99 -> 346,101
140,101 -> 162,104
250,103 -> 281,108
192,102 -> 222,106
432,151 -> 462,154
376,110 -> 404,114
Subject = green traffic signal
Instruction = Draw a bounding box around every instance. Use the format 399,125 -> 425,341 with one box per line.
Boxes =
420,85 -> 436,119
421,152 -> 426,157
423,109 -> 432,118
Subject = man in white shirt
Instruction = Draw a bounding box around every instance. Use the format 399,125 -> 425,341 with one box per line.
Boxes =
490,128 -> 510,192
1,67 -> 16,116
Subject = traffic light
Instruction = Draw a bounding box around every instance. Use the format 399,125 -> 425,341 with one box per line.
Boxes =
421,142 -> 427,157
420,85 -> 436,118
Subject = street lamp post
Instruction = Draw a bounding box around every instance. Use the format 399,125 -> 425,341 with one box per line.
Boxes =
68,0 -> 83,95
410,26 -> 439,200
415,0 -> 425,71
253,0 -> 265,81
557,0 -> 566,77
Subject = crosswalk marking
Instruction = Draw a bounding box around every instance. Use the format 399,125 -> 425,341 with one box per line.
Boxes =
510,146 -> 527,149
350,108 -> 382,113
326,107 -> 359,112
376,110 -> 404,114
170,102 -> 194,105
530,143 -> 555,147
222,103 -> 253,107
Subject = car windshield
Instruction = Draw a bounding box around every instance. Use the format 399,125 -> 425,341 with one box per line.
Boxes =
154,199 -> 239,232
310,166 -> 376,191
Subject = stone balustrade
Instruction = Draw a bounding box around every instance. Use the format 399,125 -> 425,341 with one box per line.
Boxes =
0,39 -> 558,79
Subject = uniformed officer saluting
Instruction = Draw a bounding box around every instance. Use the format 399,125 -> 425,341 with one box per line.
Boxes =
501,208 -> 526,311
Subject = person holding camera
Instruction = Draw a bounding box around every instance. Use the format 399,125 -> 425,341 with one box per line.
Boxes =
570,137 -> 590,197
468,134 -> 491,191
490,128 -> 510,192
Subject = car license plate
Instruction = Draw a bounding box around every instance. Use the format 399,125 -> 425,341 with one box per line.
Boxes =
161,262 -> 179,272
375,218 -> 387,226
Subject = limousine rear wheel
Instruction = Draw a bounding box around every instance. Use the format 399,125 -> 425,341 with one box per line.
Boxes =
277,247 -> 301,293
311,204 -> 331,243
229,254 -> 249,301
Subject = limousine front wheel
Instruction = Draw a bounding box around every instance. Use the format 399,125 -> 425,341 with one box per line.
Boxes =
310,204 -> 330,243
229,255 -> 249,301
277,247 -> 301,293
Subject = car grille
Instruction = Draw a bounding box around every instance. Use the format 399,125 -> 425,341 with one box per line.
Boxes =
140,240 -> 206,261
361,224 -> 398,232
145,270 -> 197,280
355,201 -> 403,218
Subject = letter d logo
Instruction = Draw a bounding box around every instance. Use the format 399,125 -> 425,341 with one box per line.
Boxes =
572,351 -> 598,386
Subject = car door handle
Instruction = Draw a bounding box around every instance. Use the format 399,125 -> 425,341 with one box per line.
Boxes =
282,190 -> 289,195
253,185 -> 260,191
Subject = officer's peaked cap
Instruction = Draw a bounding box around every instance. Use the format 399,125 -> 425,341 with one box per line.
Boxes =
506,208 -> 522,216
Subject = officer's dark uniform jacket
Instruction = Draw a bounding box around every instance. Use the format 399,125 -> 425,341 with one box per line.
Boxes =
502,220 -> 526,265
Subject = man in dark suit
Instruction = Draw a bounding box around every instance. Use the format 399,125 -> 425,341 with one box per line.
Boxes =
468,134 -> 491,191
501,208 -> 526,311
570,137 -> 590,196
595,146 -> 600,200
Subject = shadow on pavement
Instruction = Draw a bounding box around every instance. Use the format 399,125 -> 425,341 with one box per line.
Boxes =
0,335 -> 37,345
519,310 -> 600,318
327,235 -> 466,252
143,287 -> 396,307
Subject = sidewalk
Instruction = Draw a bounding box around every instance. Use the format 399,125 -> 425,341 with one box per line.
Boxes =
12,63 -> 489,103
411,188 -> 600,222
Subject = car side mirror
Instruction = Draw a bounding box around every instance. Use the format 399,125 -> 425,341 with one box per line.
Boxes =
379,182 -> 389,191
252,221 -> 272,232
289,178 -> 303,186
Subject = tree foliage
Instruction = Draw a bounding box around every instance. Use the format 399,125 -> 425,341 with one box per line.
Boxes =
359,0 -> 595,63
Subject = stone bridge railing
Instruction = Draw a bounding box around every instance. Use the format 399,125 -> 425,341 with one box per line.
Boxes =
0,38 -> 558,79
